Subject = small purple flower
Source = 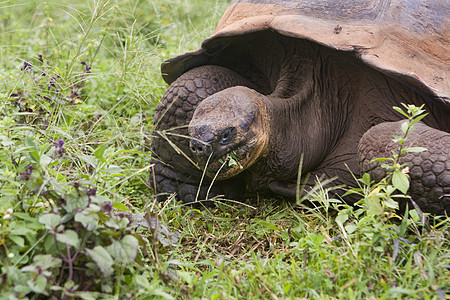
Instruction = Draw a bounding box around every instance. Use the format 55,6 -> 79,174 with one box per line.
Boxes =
102,201 -> 113,213
70,88 -> 79,99
52,139 -> 66,157
80,61 -> 91,73
21,61 -> 32,72
20,165 -> 34,180
86,188 -> 97,197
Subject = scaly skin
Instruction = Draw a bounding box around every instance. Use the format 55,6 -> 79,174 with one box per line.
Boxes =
150,65 -> 255,203
358,121 -> 450,215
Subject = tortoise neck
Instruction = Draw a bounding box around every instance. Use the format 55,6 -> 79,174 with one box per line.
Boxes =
261,88 -> 344,178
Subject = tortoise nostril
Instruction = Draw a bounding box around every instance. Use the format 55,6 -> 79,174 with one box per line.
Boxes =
190,139 -> 208,155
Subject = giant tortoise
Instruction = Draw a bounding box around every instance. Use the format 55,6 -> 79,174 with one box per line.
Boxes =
150,0 -> 450,214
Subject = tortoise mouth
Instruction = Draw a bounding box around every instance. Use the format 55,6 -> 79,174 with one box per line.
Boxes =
204,139 -> 257,180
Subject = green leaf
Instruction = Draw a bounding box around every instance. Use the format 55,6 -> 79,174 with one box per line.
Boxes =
64,193 -> 89,213
75,210 -> 99,231
25,137 -> 40,163
86,246 -> 114,277
392,170 -> 410,194
409,113 -> 428,126
393,106 -> 409,118
40,153 -> 52,168
106,235 -> 139,264
371,157 -> 393,163
112,202 -> 130,211
383,198 -> 399,210
400,121 -> 409,134
33,254 -> 62,270
79,155 -> 97,168
404,146 -> 427,153
56,230 -> 80,248
9,235 -> 25,247
27,274 -> 47,294
38,214 -> 62,230
94,144 -> 107,160
344,223 -> 357,234
361,173 -> 371,186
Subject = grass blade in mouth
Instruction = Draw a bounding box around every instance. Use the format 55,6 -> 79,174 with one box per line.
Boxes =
227,151 -> 243,169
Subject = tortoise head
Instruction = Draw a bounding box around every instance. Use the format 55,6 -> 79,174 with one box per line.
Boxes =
188,86 -> 270,180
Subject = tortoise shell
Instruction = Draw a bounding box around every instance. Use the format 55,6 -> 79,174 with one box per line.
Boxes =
161,0 -> 449,101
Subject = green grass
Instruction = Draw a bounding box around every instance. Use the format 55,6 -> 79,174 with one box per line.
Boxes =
0,1 -> 449,299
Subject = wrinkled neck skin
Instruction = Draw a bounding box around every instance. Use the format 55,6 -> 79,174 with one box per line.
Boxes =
258,78 -> 343,180
249,39 -> 446,181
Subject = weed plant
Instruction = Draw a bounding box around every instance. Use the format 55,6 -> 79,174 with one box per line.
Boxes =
0,1 -> 448,299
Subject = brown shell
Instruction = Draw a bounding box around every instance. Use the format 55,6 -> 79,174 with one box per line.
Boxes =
162,0 -> 449,100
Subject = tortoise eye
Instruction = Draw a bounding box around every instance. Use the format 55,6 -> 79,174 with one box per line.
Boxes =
220,127 -> 236,144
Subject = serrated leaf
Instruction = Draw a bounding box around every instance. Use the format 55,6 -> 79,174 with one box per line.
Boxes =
56,230 -> 80,248
392,170 -> 409,194
86,246 -> 114,277
106,235 -> 139,264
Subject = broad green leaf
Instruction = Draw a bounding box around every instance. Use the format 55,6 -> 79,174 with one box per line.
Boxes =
75,210 -> 99,231
64,193 -> 89,213
335,212 -> 349,225
40,153 -> 52,168
371,157 -> 393,163
365,187 -> 384,215
33,254 -> 62,270
94,144 -> 107,160
106,235 -> 139,264
344,223 -> 357,234
9,235 -> 25,247
27,275 -> 47,294
56,230 -> 80,248
38,214 -> 62,230
86,246 -> 114,277
392,170 -> 409,194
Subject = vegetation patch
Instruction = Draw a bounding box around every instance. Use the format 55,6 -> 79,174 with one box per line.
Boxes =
0,0 -> 448,299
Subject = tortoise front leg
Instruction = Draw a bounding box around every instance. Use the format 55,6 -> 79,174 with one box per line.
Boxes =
358,120 -> 450,215
151,65 -> 255,203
